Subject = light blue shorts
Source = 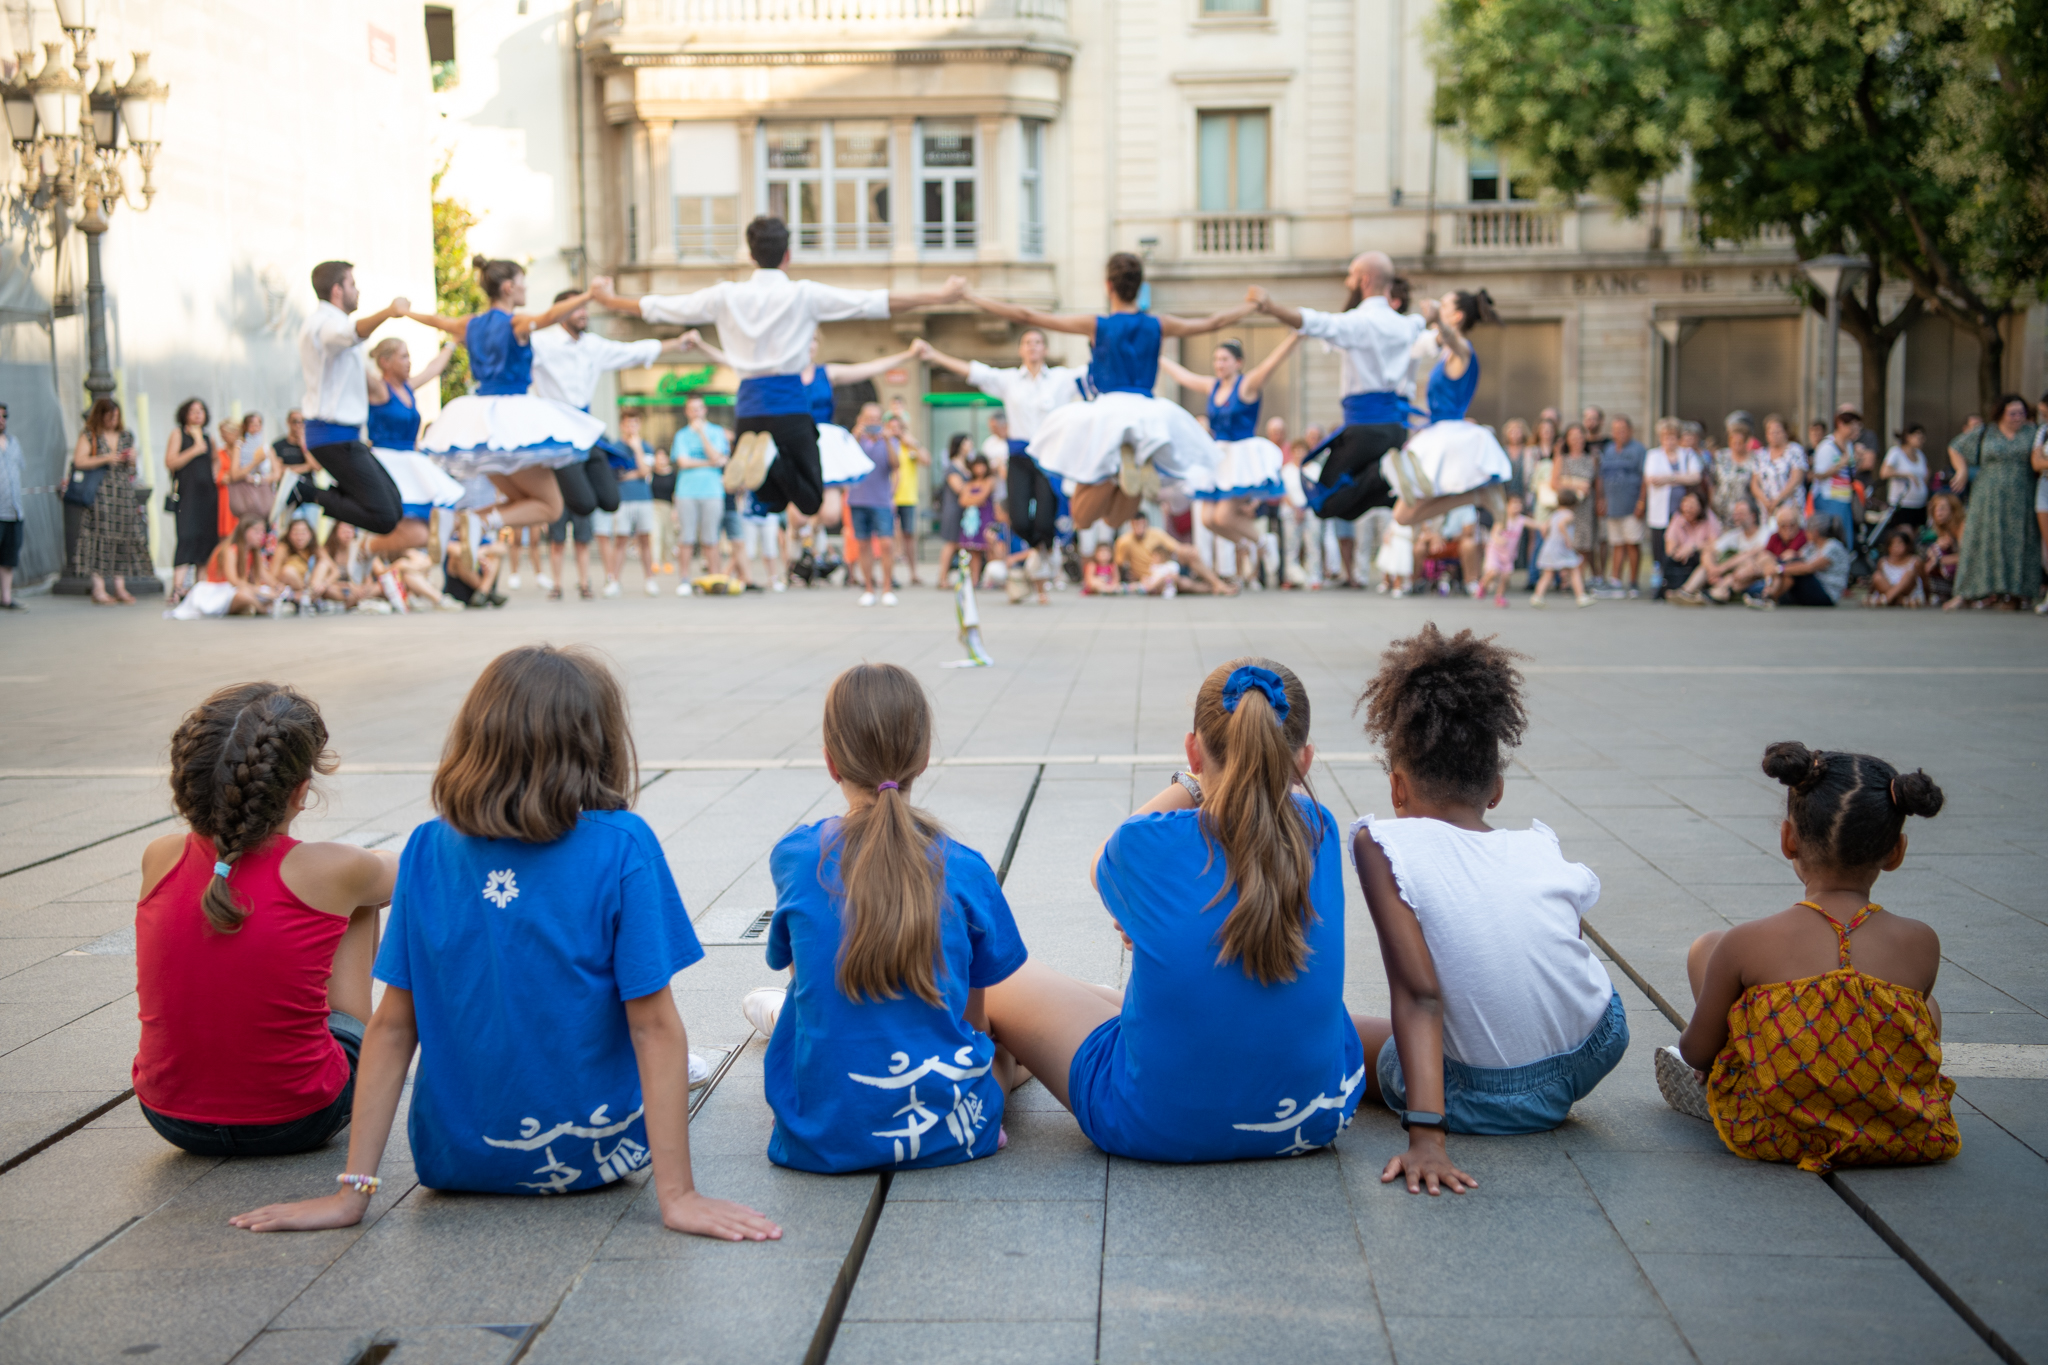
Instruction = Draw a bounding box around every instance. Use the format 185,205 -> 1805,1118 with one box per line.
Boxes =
1378,990 -> 1629,1135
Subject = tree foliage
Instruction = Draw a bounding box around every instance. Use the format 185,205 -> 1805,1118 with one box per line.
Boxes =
1432,0 -> 2048,413
431,153 -> 485,405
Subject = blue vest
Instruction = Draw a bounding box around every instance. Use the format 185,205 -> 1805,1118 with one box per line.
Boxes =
1426,353 -> 1480,424
1087,313 -> 1161,396
1206,374 -> 1260,442
365,380 -> 421,450
467,310 -> 532,397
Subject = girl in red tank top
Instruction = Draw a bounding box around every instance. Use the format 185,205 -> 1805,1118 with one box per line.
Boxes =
133,683 -> 396,1155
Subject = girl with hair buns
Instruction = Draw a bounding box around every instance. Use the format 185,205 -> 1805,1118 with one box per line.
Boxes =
1353,626 -> 1624,1193
1661,744 -> 1958,1172
411,258 -> 608,537
738,663 -> 1029,1173
984,657 -> 1366,1164
961,253 -> 1257,535
234,646 -> 779,1243
132,683 -> 394,1157
1382,289 -> 1514,520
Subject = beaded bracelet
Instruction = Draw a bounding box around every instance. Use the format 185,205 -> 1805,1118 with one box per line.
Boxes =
336,1173 -> 381,1194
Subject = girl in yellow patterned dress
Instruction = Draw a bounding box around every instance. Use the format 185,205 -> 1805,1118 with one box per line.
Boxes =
1657,742 -> 1959,1172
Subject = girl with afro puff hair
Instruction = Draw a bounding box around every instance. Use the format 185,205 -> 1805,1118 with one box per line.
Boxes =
1351,625 -> 1625,1195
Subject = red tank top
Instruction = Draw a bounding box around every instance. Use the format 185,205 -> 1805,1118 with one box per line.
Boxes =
133,833 -> 352,1124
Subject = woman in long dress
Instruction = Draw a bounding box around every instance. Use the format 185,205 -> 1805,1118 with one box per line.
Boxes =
1946,394 -> 2042,609
163,398 -> 218,604
364,336 -> 472,559
73,397 -> 150,605
1159,331 -> 1302,572
409,256 -> 605,531
962,253 -> 1255,532
1384,290 -> 1513,518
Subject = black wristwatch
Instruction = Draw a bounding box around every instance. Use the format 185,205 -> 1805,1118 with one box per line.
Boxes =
1400,1111 -> 1447,1132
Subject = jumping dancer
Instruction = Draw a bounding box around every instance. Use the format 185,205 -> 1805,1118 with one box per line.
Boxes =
919,330 -> 1082,551
409,258 -> 607,533
962,253 -> 1256,534
363,337 -> 469,559
530,287 -> 688,519
588,216 -> 964,517
275,261 -> 410,535
1249,255 -> 1498,528
1384,290 -> 1512,514
1159,330 -> 1302,568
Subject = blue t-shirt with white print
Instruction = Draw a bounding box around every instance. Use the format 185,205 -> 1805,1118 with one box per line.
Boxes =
762,817 -> 1028,1174
1068,797 -> 1364,1162
375,810 -> 703,1194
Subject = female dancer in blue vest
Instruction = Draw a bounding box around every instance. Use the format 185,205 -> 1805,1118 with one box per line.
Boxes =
363,337 -> 472,560
1160,329 -> 1302,572
962,254 -> 1256,535
1384,289 -> 1512,514
409,257 -> 607,534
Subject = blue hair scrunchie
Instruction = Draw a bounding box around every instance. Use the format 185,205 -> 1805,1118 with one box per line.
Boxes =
1220,665 -> 1290,723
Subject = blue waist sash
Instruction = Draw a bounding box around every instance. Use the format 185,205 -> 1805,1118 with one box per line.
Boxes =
1009,439 -> 1031,458
1341,391 -> 1406,426
736,374 -> 809,419
305,420 -> 361,449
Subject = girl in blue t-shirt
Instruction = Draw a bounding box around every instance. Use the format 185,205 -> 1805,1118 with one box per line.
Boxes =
746,662 -> 1029,1174
984,657 -> 1367,1163
232,645 -> 780,1243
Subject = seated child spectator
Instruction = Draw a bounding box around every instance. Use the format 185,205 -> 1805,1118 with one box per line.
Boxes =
1655,491 -> 1719,603
1714,503 -> 1808,601
1750,512 -> 1849,609
984,658 -> 1365,1164
232,645 -> 779,1241
1677,498 -> 1768,603
1083,541 -> 1122,596
212,517 -> 284,617
738,663 -> 1027,1172
443,529 -> 507,609
1659,743 -> 1957,1172
276,518 -> 338,611
133,683 -> 394,1156
1921,493 -> 1965,605
1476,494 -> 1531,607
1114,512 -> 1230,596
1530,489 -> 1591,607
1353,626 -> 1626,1193
1865,527 -> 1926,607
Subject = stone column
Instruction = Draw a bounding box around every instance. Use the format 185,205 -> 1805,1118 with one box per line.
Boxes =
647,119 -> 676,264
976,114 -> 1010,263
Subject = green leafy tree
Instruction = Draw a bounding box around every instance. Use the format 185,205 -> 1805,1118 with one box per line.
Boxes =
431,153 -> 486,404
1433,0 -> 2048,418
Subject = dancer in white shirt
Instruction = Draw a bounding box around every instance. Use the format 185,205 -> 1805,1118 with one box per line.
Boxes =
530,288 -> 689,517
920,330 -> 1082,552
273,260 -> 410,534
589,216 -> 963,517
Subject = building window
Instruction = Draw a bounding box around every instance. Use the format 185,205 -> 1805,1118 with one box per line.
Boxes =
1466,143 -> 1533,201
758,120 -> 890,258
424,6 -> 457,90
1020,119 -> 1046,258
1199,0 -> 1267,11
919,119 -> 977,252
1197,110 -> 1268,213
673,122 -> 742,260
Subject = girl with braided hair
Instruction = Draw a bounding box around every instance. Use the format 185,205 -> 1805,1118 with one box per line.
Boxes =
1352,625 -> 1624,1195
1662,743 -> 1958,1171
133,683 -> 395,1157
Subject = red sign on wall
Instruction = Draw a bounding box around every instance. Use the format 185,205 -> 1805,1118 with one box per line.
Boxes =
367,24 -> 398,73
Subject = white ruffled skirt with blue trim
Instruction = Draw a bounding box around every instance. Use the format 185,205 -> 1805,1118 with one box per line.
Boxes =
372,448 -> 469,512
818,423 -> 876,487
1026,391 -> 1218,487
1382,419 -> 1513,503
420,395 -> 604,479
1185,435 -> 1285,501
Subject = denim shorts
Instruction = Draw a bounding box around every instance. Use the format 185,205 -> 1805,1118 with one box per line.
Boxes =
1378,990 -> 1629,1135
848,504 -> 892,540
140,1011 -> 364,1157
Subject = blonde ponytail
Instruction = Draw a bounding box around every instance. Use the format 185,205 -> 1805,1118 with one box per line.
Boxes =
822,664 -> 948,1007
1193,659 -> 1318,985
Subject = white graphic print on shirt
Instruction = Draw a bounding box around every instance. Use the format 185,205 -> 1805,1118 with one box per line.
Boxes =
1231,1064 -> 1367,1156
849,1047 -> 994,1164
483,1102 -> 651,1193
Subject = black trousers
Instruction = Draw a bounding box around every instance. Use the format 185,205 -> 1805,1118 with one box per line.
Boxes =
555,450 -> 620,517
739,413 -> 824,516
1312,424 -> 1404,522
1006,452 -> 1060,550
306,440 -> 402,535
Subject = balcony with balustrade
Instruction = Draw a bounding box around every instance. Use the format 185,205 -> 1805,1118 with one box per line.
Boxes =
588,0 -> 1071,54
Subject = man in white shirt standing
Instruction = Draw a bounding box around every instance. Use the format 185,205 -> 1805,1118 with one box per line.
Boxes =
530,287 -> 690,521
590,216 -> 963,518
1642,417 -> 1706,598
920,329 -> 1081,551
274,260 -> 409,533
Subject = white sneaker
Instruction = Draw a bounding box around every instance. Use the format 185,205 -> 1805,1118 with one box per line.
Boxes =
859,591 -> 877,607
677,581 -> 692,596
740,986 -> 786,1037
772,579 -> 786,593
603,578 -> 622,599
537,573 -> 556,593
688,1051 -> 712,1087
1655,1045 -> 1711,1121
644,580 -> 660,597
881,591 -> 898,607
508,573 -> 521,590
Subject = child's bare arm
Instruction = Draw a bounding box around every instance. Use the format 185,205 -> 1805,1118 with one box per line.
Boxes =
1678,929 -> 1749,1071
625,988 -> 782,1241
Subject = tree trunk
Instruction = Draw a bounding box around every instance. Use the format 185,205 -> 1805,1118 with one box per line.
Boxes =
1976,316 -> 2008,420
1814,276 -> 1921,439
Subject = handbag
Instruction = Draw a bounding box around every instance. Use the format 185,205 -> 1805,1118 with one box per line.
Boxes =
228,481 -> 273,521
62,465 -> 105,507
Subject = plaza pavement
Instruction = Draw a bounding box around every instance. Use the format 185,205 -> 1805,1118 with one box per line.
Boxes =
0,579 -> 2043,1364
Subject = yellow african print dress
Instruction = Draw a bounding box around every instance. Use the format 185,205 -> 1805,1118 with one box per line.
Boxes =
1708,902 -> 1960,1172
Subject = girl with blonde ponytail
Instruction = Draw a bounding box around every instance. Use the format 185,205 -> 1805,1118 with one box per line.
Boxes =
748,663 -> 1029,1173
984,657 -> 1368,1163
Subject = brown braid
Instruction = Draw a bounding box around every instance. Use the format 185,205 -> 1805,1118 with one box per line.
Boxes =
167,683 -> 336,933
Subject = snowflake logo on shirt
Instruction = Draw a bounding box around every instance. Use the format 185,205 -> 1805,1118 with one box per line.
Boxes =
481,869 -> 519,908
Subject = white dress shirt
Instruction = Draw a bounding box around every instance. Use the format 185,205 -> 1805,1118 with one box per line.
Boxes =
1297,298 -> 1426,398
638,269 -> 888,378
1641,447 -> 1705,529
966,361 -> 1083,442
300,301 -> 369,425
529,327 -> 664,410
